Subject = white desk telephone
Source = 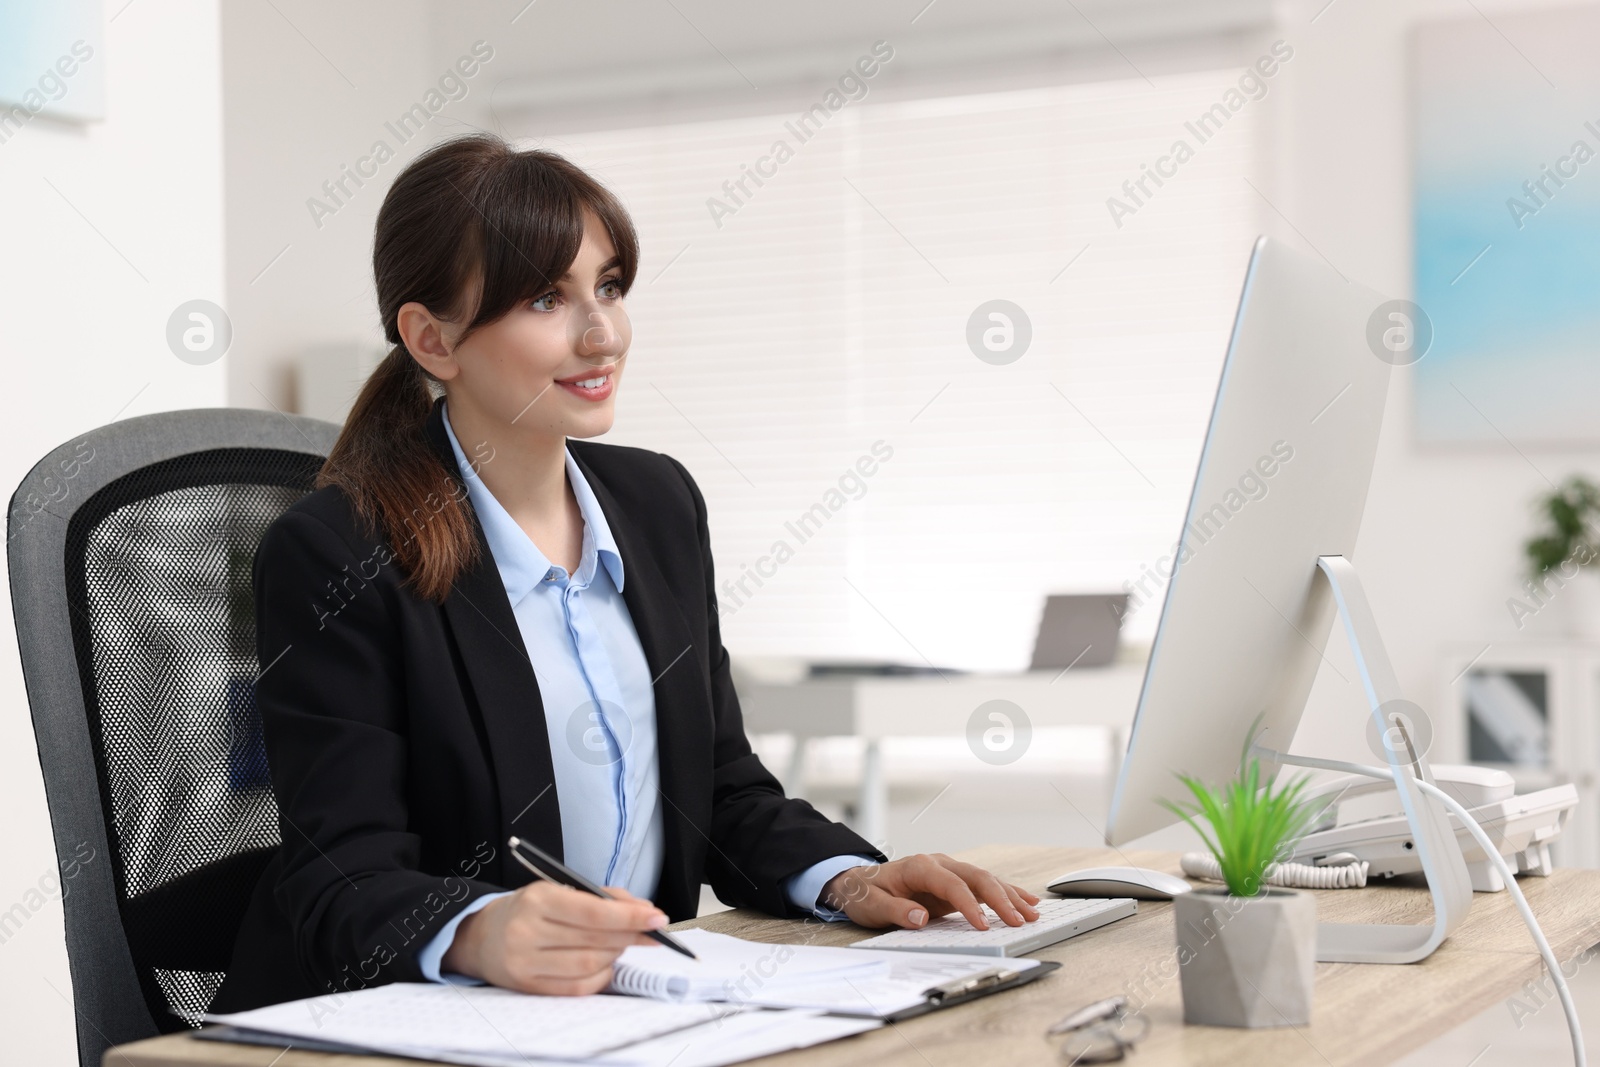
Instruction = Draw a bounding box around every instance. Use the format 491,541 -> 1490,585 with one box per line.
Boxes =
1288,763 -> 1578,892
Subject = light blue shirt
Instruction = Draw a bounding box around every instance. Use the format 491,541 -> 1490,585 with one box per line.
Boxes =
419,405 -> 870,982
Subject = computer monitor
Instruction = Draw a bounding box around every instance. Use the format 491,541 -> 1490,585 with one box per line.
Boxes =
1104,236 -> 1474,963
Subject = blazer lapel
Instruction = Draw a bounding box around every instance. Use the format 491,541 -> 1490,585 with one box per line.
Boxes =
424,402 -> 564,881
570,446 -> 711,918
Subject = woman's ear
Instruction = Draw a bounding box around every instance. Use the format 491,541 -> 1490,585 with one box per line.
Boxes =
397,301 -> 460,381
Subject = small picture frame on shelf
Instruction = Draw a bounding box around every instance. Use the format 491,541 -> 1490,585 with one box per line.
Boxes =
1440,641 -> 1599,869
1462,668 -> 1549,768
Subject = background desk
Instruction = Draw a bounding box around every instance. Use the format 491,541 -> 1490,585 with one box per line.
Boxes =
737,666 -> 1146,841
107,843 -> 1600,1067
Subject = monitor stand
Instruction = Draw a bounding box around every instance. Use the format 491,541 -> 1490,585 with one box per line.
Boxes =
1253,555 -> 1475,964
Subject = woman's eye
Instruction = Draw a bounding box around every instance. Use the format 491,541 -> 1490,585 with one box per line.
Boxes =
530,292 -> 559,312
598,278 -> 623,299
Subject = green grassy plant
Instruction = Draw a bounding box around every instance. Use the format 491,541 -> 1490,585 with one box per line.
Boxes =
1161,734 -> 1321,897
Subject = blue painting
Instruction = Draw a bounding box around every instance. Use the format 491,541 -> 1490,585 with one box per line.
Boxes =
1414,8 -> 1600,445
0,1 -> 103,125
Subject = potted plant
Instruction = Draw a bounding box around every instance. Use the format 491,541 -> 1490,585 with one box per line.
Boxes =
1523,475 -> 1600,640
1161,742 -> 1321,1028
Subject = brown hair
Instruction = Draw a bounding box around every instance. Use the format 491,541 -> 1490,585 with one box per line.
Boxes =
318,134 -> 640,602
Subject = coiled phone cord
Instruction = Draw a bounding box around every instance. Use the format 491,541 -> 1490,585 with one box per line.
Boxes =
1179,852 -> 1369,889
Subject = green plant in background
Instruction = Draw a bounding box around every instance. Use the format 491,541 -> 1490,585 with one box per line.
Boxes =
1160,732 -> 1321,897
1525,475 -> 1600,578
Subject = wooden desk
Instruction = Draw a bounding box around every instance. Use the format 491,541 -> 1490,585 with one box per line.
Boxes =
107,844 -> 1600,1067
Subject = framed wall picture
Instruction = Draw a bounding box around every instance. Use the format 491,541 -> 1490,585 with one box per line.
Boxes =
0,1 -> 104,127
1413,8 -> 1600,445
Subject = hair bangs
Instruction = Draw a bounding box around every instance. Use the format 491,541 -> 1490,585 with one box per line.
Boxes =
462,151 -> 640,336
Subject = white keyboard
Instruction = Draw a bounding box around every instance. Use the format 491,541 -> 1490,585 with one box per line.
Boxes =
847,896 -> 1137,957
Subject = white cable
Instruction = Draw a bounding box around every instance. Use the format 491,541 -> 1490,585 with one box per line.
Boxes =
1414,777 -> 1585,1067
1279,755 -> 1585,1067
1179,851 -> 1369,889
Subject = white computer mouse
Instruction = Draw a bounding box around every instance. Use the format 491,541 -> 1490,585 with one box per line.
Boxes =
1047,866 -> 1192,900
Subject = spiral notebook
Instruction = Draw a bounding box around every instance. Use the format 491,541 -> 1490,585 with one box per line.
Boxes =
609,929 -> 1050,1020
609,929 -> 891,1001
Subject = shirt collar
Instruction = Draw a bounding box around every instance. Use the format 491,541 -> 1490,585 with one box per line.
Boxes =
441,402 -> 625,603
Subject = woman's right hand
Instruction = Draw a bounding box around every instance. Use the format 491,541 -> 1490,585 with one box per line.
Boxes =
441,882 -> 669,994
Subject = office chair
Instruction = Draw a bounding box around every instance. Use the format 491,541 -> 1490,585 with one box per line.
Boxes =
8,408 -> 339,1067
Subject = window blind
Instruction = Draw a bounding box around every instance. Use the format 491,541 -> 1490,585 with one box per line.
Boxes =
541,69 -> 1263,670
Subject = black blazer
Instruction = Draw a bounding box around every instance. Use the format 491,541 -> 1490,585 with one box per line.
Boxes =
211,400 -> 880,1011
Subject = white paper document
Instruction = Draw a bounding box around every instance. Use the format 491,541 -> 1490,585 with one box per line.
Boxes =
207,984 -> 879,1067
441,1009 -> 882,1067
201,930 -> 1031,1066
738,951 -> 1040,1016
205,983 -> 727,1061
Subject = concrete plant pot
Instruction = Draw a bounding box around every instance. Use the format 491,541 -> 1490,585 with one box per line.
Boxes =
1173,886 -> 1316,1028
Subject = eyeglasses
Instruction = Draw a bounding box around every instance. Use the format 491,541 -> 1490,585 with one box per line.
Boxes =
1046,995 -> 1149,1064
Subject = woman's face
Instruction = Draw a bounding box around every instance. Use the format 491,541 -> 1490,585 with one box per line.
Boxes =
423,208 -> 632,442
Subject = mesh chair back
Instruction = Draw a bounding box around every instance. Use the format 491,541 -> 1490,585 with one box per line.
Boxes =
8,409 -> 339,1067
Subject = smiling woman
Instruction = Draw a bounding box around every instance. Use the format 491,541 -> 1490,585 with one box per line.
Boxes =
317,135 -> 641,601
210,132 -> 1039,1012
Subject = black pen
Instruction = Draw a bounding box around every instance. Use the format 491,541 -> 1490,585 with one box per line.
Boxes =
507,836 -> 698,960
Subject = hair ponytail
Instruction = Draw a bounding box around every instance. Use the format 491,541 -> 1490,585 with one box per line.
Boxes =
318,345 -> 475,603
316,133 -> 640,602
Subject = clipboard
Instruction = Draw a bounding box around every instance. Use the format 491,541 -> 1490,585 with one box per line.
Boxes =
881,959 -> 1061,1022
194,1026 -> 371,1054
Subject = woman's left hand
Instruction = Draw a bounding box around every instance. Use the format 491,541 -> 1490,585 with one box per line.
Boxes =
820,853 -> 1041,930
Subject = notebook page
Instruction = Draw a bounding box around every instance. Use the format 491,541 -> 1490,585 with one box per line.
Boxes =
205,983 -> 726,1060
609,929 -> 890,1002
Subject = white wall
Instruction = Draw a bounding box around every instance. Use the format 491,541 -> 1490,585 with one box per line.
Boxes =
1273,0 -> 1600,768
0,0 -> 226,1060
220,0 -> 477,413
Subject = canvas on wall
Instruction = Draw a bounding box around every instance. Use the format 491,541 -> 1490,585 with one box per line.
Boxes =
0,1 -> 104,127
1413,6 -> 1600,446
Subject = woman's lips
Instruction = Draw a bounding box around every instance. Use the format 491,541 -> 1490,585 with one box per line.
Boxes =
555,371 -> 614,402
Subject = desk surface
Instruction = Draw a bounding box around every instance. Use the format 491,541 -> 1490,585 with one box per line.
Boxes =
107,844 -> 1600,1067
737,667 -> 1147,737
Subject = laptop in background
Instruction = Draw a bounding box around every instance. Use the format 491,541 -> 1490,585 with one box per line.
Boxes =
1029,594 -> 1128,670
